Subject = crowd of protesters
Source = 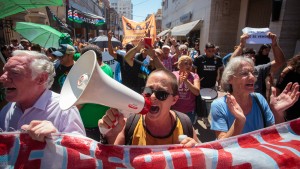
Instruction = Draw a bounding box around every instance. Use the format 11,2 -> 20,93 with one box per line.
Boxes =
0,30 -> 299,147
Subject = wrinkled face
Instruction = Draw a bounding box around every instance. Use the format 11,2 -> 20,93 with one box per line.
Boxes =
179,59 -> 192,72
143,72 -> 178,121
162,48 -> 170,57
180,48 -> 188,55
204,47 -> 215,57
0,56 -> 36,103
229,62 -> 257,94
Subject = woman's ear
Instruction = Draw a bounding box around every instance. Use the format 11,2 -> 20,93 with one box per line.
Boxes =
171,95 -> 179,105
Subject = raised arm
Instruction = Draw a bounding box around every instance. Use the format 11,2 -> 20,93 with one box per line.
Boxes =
124,39 -> 144,67
230,34 -> 249,60
108,31 -> 117,59
170,37 -> 180,59
269,32 -> 286,73
147,48 -> 166,70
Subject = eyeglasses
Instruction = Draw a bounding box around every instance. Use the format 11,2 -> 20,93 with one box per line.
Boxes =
142,87 -> 173,101
234,70 -> 259,78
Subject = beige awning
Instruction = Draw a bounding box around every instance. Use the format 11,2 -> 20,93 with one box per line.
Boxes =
157,29 -> 171,37
171,20 -> 202,36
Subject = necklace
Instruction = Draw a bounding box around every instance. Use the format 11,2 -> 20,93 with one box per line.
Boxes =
143,112 -> 177,139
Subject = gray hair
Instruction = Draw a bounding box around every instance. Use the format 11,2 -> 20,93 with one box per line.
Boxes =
179,44 -> 187,51
12,50 -> 55,89
221,56 -> 254,93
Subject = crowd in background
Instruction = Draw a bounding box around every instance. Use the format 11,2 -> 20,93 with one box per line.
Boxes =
0,30 -> 299,146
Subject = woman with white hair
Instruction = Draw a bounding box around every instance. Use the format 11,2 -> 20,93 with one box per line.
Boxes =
210,56 -> 299,139
172,55 -> 200,123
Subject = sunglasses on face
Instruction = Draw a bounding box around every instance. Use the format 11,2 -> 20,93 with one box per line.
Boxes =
142,87 -> 173,101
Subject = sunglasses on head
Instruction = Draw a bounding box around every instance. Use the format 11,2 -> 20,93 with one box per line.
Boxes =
142,87 -> 173,101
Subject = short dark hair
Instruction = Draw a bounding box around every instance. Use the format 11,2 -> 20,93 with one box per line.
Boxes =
125,43 -> 134,51
205,42 -> 215,49
242,48 -> 256,55
81,44 -> 102,62
148,69 -> 178,96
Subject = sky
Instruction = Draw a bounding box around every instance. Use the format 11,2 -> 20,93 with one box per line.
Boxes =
132,0 -> 162,22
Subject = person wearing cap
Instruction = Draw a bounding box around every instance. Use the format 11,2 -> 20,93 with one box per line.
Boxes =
20,39 -> 30,50
230,32 -> 285,98
50,44 -> 76,93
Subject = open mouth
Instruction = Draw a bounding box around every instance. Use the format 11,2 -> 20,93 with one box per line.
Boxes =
149,105 -> 160,114
246,83 -> 254,87
6,88 -> 16,92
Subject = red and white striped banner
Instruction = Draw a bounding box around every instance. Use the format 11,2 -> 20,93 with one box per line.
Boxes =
1,118 -> 300,168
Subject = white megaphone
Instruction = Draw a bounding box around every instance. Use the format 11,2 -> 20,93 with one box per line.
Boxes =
59,50 -> 151,134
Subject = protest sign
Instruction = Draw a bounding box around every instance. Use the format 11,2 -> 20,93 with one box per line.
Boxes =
242,27 -> 272,44
122,14 -> 156,46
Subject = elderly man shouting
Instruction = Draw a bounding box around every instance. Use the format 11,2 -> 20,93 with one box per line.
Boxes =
0,50 -> 85,142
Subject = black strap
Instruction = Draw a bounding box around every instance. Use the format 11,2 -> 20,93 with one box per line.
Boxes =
174,111 -> 194,138
253,93 -> 267,128
124,114 -> 140,145
124,111 -> 194,145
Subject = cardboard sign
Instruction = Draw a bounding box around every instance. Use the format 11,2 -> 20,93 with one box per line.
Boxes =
242,27 -> 272,44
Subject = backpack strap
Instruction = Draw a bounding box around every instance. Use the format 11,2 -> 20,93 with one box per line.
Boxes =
124,114 -> 141,145
253,93 -> 267,128
174,111 -> 194,138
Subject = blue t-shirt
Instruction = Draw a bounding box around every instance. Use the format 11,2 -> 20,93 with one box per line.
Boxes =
210,93 -> 274,134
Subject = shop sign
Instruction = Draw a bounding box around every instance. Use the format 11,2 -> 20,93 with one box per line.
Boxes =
68,8 -> 105,26
180,12 -> 192,23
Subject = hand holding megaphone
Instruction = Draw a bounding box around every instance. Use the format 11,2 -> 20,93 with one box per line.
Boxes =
98,108 -> 126,137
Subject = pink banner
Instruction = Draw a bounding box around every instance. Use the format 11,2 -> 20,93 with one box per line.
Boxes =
1,118 -> 300,168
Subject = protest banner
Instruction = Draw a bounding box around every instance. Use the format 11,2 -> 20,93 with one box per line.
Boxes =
1,118 -> 300,168
242,27 -> 272,44
122,14 -> 156,46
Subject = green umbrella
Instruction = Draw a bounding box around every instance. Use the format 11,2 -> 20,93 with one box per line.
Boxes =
15,22 -> 63,49
0,0 -> 63,19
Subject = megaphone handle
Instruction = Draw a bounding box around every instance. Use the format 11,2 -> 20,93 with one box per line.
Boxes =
99,109 -> 133,135
99,120 -> 118,135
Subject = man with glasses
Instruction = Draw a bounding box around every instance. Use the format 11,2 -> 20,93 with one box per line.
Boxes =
98,69 -> 200,146
50,44 -> 76,93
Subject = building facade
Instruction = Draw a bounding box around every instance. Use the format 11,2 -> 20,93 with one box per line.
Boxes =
0,0 -> 109,45
110,0 -> 133,27
162,0 -> 300,59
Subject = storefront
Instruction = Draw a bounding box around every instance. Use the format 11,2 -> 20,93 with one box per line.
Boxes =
170,19 -> 202,45
67,7 -> 106,42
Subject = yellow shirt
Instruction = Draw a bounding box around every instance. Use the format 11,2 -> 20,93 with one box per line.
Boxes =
131,115 -> 184,145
